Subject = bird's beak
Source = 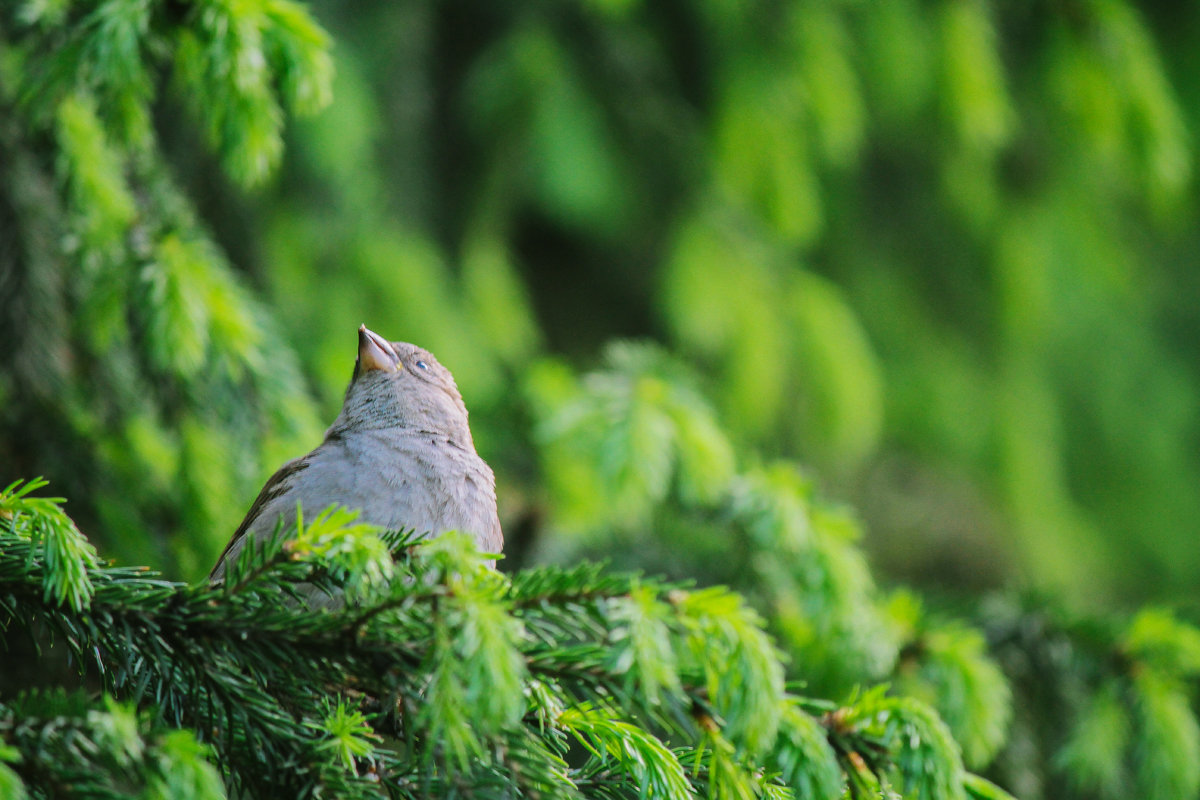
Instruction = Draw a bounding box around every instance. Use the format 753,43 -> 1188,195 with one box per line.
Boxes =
358,325 -> 399,373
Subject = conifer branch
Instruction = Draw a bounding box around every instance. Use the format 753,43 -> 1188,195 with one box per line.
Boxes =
1,484 -> 1018,799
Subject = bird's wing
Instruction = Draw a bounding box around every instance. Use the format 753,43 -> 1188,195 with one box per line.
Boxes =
209,456 -> 312,580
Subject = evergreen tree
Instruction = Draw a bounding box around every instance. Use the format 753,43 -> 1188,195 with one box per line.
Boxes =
3,2 -> 1200,799
3,477 -> 1017,799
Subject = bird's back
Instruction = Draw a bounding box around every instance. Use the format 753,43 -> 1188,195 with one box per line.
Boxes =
212,427 -> 501,579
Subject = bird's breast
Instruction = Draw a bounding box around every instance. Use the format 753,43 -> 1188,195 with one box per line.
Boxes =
327,429 -> 499,546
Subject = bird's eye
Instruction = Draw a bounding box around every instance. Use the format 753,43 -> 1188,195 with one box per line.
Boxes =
415,360 -> 429,371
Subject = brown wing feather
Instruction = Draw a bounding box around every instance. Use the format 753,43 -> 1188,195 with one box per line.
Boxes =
209,457 -> 311,580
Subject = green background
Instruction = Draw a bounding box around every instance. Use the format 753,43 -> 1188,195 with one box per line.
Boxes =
4,0 -> 1200,655
205,0 -> 1199,608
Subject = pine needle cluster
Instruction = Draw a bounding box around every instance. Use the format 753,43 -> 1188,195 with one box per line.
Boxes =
2,478 -> 1013,799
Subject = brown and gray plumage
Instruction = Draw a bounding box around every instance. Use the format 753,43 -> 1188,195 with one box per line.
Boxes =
211,326 -> 502,583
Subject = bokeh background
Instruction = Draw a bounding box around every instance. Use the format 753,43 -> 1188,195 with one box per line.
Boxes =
221,0 -> 1194,609
6,2 -> 1200,623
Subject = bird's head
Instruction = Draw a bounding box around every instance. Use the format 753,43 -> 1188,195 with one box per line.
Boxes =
334,325 -> 473,444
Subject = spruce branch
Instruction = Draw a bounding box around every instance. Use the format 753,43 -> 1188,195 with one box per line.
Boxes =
2,483 -> 1015,799
0,691 -> 224,800
0,478 -> 99,612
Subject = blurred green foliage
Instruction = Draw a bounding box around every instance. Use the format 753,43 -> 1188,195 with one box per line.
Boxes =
8,0 -> 1199,606
244,0 -> 1200,607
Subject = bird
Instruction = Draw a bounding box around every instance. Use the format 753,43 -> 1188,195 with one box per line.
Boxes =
210,325 -> 502,588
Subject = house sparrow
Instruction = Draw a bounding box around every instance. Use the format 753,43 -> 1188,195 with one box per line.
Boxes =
211,326 -> 502,584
